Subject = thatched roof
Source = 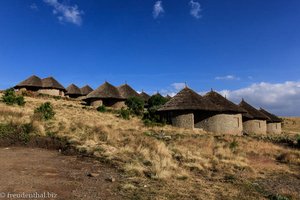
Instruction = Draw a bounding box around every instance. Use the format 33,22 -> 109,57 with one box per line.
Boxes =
238,99 -> 270,120
158,87 -> 221,112
140,91 -> 150,102
86,81 -> 124,100
66,84 -> 82,95
41,77 -> 66,91
80,85 -> 93,96
165,95 -> 172,100
203,91 -> 246,113
14,75 -> 42,89
259,108 -> 282,123
117,84 -> 139,98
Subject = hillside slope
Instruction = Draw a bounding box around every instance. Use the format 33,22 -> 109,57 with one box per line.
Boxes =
0,94 -> 299,200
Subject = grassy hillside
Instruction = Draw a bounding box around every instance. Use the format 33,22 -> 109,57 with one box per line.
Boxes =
0,93 -> 299,200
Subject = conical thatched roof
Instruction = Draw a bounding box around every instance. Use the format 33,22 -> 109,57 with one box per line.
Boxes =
80,85 -> 93,96
41,77 -> 66,91
238,99 -> 270,120
203,91 -> 246,113
140,91 -> 150,102
117,84 -> 139,98
165,95 -> 172,100
66,84 -> 82,95
158,87 -> 221,112
86,81 -> 124,100
259,108 -> 282,123
14,75 -> 42,89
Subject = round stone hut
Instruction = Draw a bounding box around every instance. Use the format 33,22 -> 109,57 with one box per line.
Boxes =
14,75 -> 43,92
259,108 -> 282,134
66,84 -> 82,98
39,77 -> 66,97
201,91 -> 247,135
80,85 -> 93,96
117,83 -> 140,98
238,99 -> 270,135
158,87 -> 220,130
84,81 -> 125,108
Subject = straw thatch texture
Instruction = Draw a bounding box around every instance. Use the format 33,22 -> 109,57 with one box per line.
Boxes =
203,91 -> 246,113
117,84 -> 140,98
66,84 -> 82,95
80,85 -> 93,96
139,91 -> 150,102
238,100 -> 269,120
158,87 -> 221,112
41,77 -> 66,91
14,75 -> 42,90
259,108 -> 282,123
86,82 -> 124,100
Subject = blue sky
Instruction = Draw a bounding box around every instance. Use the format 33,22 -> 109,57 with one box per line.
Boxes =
0,0 -> 299,115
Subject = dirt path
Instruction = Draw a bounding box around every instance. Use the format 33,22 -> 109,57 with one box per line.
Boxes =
0,147 -> 122,200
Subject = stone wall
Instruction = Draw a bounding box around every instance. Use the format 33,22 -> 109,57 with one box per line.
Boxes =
171,111 -> 194,129
243,119 -> 267,135
194,113 -> 243,135
38,89 -> 65,97
267,123 -> 282,134
90,99 -> 103,107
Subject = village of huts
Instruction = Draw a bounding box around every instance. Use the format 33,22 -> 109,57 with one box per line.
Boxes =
12,74 -> 283,135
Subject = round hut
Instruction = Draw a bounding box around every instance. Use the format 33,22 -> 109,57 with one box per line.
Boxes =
139,91 -> 150,108
158,87 -> 220,130
84,81 -> 125,108
117,83 -> 140,99
39,77 -> 66,97
238,99 -> 270,135
80,85 -> 93,96
14,75 -> 43,92
259,108 -> 282,134
66,84 -> 82,98
201,91 -> 247,135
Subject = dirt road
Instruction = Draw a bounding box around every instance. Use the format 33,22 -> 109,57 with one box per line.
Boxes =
0,147 -> 122,200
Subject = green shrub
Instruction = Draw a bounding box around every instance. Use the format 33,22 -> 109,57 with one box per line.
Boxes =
0,122 -> 33,143
118,108 -> 130,120
148,94 -> 168,109
125,96 -> 144,116
268,194 -> 290,200
97,105 -> 107,113
2,88 -> 25,106
229,139 -> 238,152
296,134 -> 300,148
34,102 -> 55,120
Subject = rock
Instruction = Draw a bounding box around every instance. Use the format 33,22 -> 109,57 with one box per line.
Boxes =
105,176 -> 116,182
87,172 -> 100,177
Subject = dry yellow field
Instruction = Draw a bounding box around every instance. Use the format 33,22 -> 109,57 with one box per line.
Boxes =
0,93 -> 299,200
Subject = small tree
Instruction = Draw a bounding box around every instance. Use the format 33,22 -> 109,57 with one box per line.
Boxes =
125,96 -> 144,116
34,102 -> 55,120
97,105 -> 106,113
2,88 -> 25,106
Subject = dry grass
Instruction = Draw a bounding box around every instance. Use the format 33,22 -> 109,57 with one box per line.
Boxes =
0,93 -> 299,199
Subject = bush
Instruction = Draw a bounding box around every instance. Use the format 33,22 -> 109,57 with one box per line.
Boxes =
2,88 -> 25,106
97,105 -> 107,113
118,108 -> 130,120
229,139 -> 238,152
148,94 -> 168,109
296,134 -> 300,148
125,96 -> 144,116
34,102 -> 55,120
0,122 -> 33,143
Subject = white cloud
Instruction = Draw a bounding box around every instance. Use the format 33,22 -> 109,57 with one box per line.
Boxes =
43,0 -> 83,26
216,81 -> 300,116
153,1 -> 164,19
30,3 -> 38,11
171,82 -> 186,90
189,0 -> 201,19
215,75 -> 240,81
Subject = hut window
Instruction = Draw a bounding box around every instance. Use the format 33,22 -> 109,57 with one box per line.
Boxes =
235,117 -> 239,127
258,122 -> 261,128
276,124 -> 277,129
